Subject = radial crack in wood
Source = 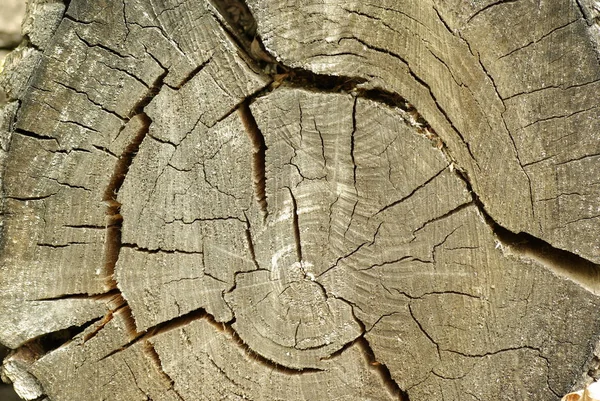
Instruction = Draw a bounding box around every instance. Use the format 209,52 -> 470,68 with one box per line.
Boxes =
247,0 -> 600,264
2,0 -> 600,400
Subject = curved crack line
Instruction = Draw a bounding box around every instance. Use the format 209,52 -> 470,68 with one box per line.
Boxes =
238,102 -> 269,221
10,2 -> 600,400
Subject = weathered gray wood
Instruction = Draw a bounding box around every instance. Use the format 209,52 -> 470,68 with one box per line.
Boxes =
1,0 -> 600,400
248,0 -> 600,264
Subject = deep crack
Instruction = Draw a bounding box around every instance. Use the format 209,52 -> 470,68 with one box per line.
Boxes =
6,2 -> 600,400
238,101 -> 269,221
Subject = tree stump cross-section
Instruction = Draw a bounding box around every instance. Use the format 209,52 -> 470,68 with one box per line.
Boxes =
1,0 -> 600,400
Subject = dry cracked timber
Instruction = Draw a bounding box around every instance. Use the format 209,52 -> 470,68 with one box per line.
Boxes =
1,0 -> 600,400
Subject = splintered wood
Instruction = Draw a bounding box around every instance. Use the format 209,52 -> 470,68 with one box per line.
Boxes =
1,0 -> 600,400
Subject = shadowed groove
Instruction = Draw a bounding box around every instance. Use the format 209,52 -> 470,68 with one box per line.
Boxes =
238,101 -> 269,221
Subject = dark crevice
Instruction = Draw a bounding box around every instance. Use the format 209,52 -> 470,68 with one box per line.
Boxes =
143,342 -> 186,401
493,223 -> 600,294
37,320 -> 99,352
209,0 -> 257,42
443,344 -> 544,359
286,187 -> 303,263
16,317 -> 104,360
96,59 -> 150,90
208,318 -> 323,375
62,13 -> 104,28
106,305 -> 323,375
243,212 -> 261,270
121,243 -> 203,255
94,144 -> 118,157
167,58 -> 210,90
330,300 -> 408,400
501,77 -> 600,102
360,256 -> 432,272
350,96 -> 358,189
358,87 -> 416,114
411,201 -> 473,239
208,1 -> 252,41
82,309 -> 119,343
433,6 -> 454,34
454,169 -> 600,294
59,119 -> 100,133
62,224 -> 105,229
40,175 -> 92,192
129,71 -> 168,117
33,289 -> 120,302
4,193 -> 57,201
102,69 -> 167,291
356,337 -> 408,400
318,240 -> 369,279
36,241 -> 89,248
13,128 -> 60,145
51,80 -> 126,121
554,152 -> 600,167
574,0 -> 591,22
238,102 -> 268,221
319,221 -> 381,279
269,69 -> 368,93
520,105 -> 598,130
163,215 -> 243,225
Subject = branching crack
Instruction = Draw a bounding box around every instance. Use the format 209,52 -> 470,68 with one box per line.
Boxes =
408,304 -> 441,359
317,293 -> 408,400
454,169 -> 600,294
355,337 -> 408,399
497,18 -> 580,60
411,202 -> 472,240
101,67 -> 167,290
143,342 -> 186,401
11,1 -> 600,399
376,165 -> 448,215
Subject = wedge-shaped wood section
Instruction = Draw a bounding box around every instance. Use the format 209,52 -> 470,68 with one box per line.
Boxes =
1,0 -> 600,400
248,0 -> 600,263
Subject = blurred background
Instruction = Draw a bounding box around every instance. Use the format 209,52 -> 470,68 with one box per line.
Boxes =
1,344 -> 20,400
1,0 -> 25,104
1,0 -> 28,398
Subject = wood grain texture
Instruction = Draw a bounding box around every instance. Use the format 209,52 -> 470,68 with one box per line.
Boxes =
248,0 -> 600,263
1,0 -> 600,400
